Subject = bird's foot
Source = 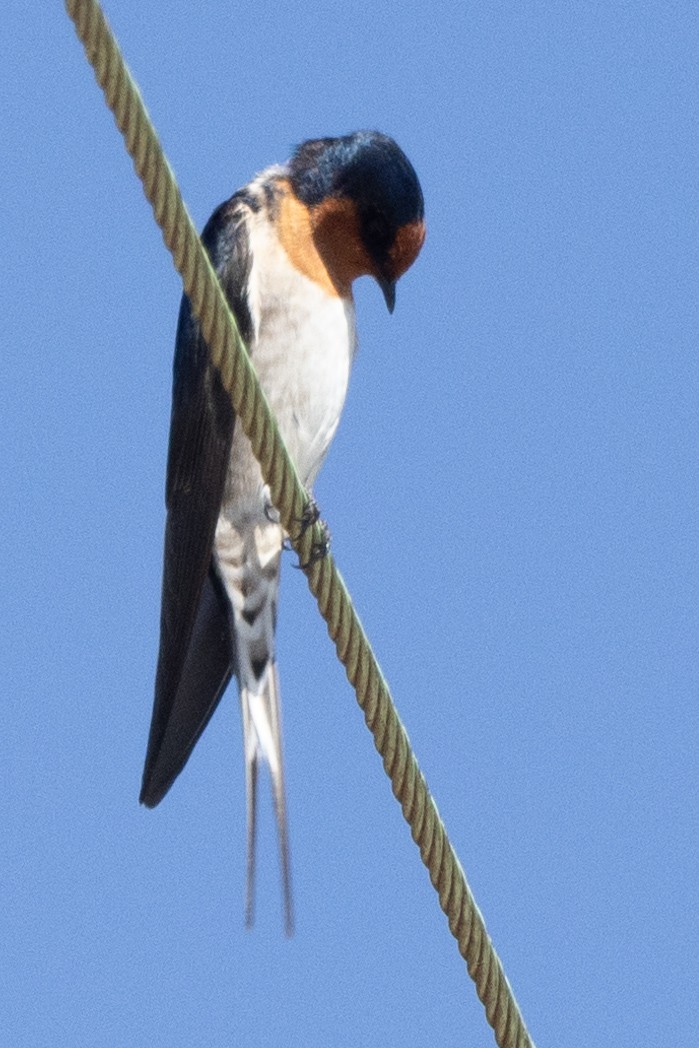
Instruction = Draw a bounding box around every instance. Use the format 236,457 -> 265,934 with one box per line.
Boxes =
296,498 -> 321,536
295,521 -> 331,569
284,498 -> 331,568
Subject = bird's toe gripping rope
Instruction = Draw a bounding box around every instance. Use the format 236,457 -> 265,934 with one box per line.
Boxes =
285,498 -> 331,569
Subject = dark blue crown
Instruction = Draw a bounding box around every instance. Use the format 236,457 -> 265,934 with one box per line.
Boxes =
289,131 -> 424,229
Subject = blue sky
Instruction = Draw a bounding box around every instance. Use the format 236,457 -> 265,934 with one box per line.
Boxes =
3,2 -> 697,1045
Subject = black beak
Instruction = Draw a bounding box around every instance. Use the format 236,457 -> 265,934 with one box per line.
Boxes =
377,275 -> 396,314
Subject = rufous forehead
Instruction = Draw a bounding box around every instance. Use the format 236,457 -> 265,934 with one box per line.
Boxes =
388,219 -> 426,280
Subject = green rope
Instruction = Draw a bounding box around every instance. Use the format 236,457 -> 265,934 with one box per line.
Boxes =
65,3 -> 536,1045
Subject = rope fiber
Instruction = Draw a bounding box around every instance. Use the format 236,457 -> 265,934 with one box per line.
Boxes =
64,2 -> 536,1045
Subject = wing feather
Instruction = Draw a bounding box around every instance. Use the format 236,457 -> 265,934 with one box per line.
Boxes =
140,198 -> 253,806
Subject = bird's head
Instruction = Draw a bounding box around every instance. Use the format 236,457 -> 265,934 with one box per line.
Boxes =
287,131 -> 425,311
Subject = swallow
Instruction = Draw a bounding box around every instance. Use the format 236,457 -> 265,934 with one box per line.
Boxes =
139,130 -> 425,934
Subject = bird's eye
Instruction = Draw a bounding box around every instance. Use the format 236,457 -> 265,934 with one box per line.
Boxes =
362,206 -> 390,246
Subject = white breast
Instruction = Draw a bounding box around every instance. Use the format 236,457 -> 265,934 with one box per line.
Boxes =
221,208 -> 357,526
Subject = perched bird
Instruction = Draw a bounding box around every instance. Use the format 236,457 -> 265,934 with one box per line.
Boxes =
139,130 -> 425,933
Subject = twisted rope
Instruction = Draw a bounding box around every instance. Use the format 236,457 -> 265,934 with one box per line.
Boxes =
64,2 -> 536,1045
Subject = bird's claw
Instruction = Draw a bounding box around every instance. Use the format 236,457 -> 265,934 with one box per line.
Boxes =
296,498 -> 321,536
293,521 -> 331,569
283,499 -> 331,568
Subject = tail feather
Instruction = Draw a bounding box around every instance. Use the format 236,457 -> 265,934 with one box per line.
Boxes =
241,691 -> 258,929
241,662 -> 293,935
216,519 -> 293,933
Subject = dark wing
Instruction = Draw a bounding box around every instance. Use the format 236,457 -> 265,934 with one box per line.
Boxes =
140,198 -> 254,807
